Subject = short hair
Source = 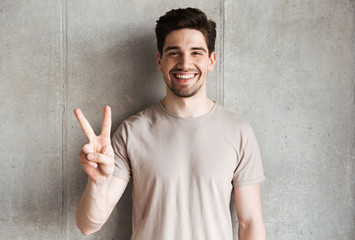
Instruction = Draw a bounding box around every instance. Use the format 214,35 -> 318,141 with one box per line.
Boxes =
155,7 -> 216,56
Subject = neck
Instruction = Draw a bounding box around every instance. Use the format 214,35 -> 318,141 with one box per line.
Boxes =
161,85 -> 215,118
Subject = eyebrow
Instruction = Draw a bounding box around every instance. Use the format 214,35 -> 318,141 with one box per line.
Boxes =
164,46 -> 179,52
164,46 -> 207,53
191,47 -> 207,53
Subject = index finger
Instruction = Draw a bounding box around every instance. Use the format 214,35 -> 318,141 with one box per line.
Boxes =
100,106 -> 112,138
74,108 -> 96,141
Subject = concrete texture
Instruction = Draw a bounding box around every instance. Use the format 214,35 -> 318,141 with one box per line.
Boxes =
224,1 -> 354,239
0,0 -> 353,239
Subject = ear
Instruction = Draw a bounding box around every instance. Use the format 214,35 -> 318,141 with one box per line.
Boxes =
157,52 -> 162,71
208,51 -> 216,71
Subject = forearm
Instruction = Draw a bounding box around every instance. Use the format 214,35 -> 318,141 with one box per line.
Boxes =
238,220 -> 266,240
76,177 -> 111,235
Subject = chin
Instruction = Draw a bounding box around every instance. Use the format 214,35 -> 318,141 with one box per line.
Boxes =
170,85 -> 203,98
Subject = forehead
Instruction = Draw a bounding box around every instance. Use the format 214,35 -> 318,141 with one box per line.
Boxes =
163,28 -> 208,50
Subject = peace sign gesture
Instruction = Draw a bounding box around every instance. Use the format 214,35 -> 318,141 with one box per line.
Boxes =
74,106 -> 115,183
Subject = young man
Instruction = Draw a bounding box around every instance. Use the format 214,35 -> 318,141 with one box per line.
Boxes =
74,8 -> 266,240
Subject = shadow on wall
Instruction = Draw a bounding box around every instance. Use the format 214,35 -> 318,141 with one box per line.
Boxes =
72,30 -> 164,239
113,181 -> 133,239
108,29 -> 165,130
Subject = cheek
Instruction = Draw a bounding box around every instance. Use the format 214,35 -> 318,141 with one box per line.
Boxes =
196,62 -> 209,74
162,60 -> 174,71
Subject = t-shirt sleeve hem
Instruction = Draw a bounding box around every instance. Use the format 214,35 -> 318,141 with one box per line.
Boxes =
113,168 -> 131,182
233,175 -> 265,187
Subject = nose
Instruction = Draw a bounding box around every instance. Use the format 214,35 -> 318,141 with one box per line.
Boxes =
177,53 -> 191,70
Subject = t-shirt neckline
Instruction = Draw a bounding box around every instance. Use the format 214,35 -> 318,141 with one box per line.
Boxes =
156,100 -> 218,121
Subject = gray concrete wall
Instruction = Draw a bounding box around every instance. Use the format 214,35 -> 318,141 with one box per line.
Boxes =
0,0 -> 353,239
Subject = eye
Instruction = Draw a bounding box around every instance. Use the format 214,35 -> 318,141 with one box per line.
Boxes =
168,52 -> 178,56
192,51 -> 203,55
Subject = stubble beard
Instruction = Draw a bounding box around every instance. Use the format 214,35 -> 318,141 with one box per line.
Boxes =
164,73 -> 204,98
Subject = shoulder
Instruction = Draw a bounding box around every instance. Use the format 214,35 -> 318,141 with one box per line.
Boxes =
113,102 -> 160,137
124,103 -> 158,125
215,104 -> 252,133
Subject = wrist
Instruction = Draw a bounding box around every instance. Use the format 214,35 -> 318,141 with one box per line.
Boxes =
87,176 -> 112,193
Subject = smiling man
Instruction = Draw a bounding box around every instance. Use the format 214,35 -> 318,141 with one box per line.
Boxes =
159,28 -> 215,99
74,8 -> 266,240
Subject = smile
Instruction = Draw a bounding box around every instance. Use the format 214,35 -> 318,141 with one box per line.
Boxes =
171,72 -> 198,84
175,73 -> 195,79
172,72 -> 198,81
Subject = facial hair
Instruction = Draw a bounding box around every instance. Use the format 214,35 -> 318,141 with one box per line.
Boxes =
164,69 -> 204,98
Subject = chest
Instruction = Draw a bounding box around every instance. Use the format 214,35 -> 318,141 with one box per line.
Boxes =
127,123 -> 238,185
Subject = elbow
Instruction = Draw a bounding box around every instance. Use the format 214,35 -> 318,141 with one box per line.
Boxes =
80,229 -> 96,236
76,220 -> 91,236
76,214 -> 101,236
79,228 -> 91,236
76,222 -> 100,236
77,226 -> 92,236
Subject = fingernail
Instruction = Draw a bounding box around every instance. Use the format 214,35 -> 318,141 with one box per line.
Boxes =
88,154 -> 94,160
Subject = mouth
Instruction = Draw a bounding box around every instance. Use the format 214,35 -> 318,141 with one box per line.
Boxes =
171,72 -> 199,84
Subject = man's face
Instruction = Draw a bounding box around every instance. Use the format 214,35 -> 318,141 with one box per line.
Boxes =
157,29 -> 216,98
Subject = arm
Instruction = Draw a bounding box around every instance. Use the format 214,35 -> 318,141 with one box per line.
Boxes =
234,183 -> 266,240
76,176 -> 128,235
74,106 -> 129,235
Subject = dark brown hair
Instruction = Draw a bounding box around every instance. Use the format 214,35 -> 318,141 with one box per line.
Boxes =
155,8 -> 216,56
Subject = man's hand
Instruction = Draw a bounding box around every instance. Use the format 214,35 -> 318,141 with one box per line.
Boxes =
74,106 -> 115,183
74,106 -> 129,235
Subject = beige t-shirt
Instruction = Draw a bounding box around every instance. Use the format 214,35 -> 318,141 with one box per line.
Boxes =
112,101 -> 265,240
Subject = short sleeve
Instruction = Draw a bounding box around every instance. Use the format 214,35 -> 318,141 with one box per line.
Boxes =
233,124 -> 265,187
111,123 -> 132,182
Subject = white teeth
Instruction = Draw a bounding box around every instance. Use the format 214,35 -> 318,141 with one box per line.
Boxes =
175,74 -> 195,79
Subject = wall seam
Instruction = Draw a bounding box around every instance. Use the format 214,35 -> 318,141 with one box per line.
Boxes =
223,0 -> 225,106
351,0 -> 355,236
60,0 -> 68,239
217,0 -> 225,106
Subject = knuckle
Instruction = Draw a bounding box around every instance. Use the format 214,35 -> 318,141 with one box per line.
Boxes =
81,145 -> 87,153
82,144 -> 92,154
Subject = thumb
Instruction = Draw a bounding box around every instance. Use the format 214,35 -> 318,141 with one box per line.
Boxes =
87,152 -> 113,165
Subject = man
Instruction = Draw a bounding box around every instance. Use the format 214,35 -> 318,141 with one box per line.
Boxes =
74,8 -> 266,240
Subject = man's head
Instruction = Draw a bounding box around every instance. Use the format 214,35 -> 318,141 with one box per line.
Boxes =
155,8 -> 216,57
155,8 -> 217,98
